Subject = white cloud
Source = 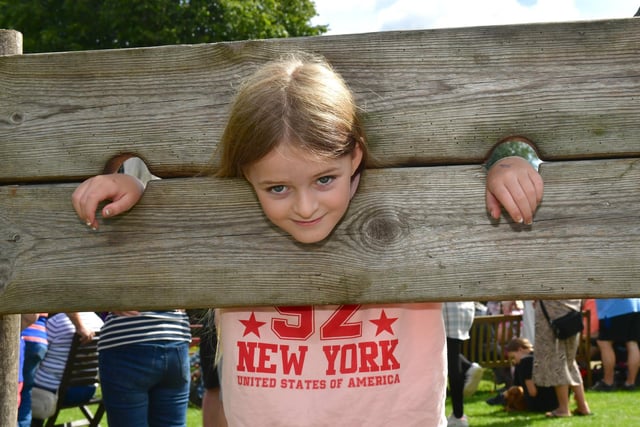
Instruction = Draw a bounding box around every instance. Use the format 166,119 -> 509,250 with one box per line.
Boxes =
312,0 -> 639,35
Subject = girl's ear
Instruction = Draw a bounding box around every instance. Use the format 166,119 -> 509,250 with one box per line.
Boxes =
350,142 -> 364,175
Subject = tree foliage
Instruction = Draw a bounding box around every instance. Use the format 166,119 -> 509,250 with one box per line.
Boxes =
0,0 -> 327,53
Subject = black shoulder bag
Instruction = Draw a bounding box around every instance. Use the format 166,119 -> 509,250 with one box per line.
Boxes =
539,301 -> 584,340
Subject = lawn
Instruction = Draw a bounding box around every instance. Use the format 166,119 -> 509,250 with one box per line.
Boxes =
54,372 -> 640,426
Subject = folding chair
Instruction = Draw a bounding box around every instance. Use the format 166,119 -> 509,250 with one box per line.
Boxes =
45,332 -> 105,427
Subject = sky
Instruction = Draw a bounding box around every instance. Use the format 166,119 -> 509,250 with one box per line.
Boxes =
311,0 -> 639,35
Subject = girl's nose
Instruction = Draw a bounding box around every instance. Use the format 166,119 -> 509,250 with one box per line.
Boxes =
293,190 -> 318,218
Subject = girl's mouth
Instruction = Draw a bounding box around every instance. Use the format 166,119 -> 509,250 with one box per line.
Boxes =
293,215 -> 324,226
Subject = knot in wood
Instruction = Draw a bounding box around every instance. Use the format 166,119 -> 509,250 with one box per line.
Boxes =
361,211 -> 406,247
10,112 -> 23,124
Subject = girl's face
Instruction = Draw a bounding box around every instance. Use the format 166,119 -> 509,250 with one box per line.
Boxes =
244,141 -> 363,243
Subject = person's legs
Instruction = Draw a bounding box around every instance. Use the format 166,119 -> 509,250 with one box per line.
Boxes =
625,340 -> 639,387
550,384 -> 571,416
148,341 -> 190,427
596,339 -> 616,385
462,353 -> 484,397
571,382 -> 591,414
99,345 -> 159,427
446,337 -> 465,419
459,353 -> 472,374
18,341 -> 47,427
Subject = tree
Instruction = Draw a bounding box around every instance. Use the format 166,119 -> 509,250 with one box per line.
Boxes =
0,0 -> 327,53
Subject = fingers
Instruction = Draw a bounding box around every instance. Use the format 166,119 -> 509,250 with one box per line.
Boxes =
71,178 -> 104,229
71,174 -> 144,229
485,190 -> 502,220
493,179 -> 535,224
78,329 -> 95,344
101,190 -> 139,219
486,157 -> 544,224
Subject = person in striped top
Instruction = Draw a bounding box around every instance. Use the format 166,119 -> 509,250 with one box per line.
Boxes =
31,312 -> 103,425
96,310 -> 192,427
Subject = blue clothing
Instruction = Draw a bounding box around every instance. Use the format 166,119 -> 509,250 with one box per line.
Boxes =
21,315 -> 48,344
34,313 -> 103,392
17,341 -> 48,427
97,311 -> 191,427
99,340 -> 190,427
595,299 -> 640,319
18,337 -> 25,383
19,314 -> 48,427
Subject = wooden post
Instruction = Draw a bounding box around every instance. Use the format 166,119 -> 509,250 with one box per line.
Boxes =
0,27 -> 24,427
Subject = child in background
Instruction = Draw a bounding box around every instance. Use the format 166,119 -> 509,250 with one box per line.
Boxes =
505,337 -> 558,413
72,52 -> 543,426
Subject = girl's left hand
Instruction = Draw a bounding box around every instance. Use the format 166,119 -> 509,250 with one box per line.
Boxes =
486,156 -> 544,225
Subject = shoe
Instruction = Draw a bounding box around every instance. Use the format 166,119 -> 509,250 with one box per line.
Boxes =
485,393 -> 505,406
591,380 -> 615,391
447,414 -> 469,427
572,409 -> 594,416
463,363 -> 484,397
621,383 -> 636,391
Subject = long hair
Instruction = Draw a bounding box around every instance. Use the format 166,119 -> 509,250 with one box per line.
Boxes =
216,52 -> 370,178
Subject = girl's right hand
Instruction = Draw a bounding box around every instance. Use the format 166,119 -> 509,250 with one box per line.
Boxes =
71,173 -> 145,229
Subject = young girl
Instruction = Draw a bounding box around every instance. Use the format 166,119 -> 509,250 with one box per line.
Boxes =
503,337 -> 558,413
72,52 -> 544,426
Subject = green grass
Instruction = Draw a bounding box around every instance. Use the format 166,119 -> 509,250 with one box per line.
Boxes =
446,371 -> 640,427
54,373 -> 640,426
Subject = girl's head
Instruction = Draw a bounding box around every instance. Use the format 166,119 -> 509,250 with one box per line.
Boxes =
506,337 -> 533,365
217,52 -> 370,243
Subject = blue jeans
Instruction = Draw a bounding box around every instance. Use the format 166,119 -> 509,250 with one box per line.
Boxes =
99,341 -> 190,427
63,385 -> 97,405
17,341 -> 47,427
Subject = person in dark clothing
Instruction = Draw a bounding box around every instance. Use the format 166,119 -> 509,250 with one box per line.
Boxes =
486,337 -> 558,413
506,338 -> 558,413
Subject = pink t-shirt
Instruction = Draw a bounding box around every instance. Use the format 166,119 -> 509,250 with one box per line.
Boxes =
218,303 -> 446,426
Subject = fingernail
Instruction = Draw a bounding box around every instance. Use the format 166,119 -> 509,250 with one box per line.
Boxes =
104,209 -> 111,216
85,220 -> 92,227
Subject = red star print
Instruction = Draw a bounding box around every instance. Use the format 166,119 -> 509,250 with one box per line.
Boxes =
370,310 -> 398,336
240,312 -> 266,337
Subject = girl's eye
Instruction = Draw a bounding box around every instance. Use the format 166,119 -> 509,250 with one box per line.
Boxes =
268,185 -> 287,194
317,176 -> 335,185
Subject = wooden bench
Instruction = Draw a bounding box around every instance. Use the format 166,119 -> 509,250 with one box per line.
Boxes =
44,333 -> 105,427
1,17 -> 639,422
462,314 -> 523,370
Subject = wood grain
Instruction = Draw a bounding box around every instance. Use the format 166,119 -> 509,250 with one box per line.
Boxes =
1,159 -> 638,314
1,18 -> 639,183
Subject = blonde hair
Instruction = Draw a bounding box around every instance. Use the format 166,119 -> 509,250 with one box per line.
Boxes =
216,52 -> 370,178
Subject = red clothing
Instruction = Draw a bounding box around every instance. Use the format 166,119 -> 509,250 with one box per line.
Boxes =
218,303 -> 446,426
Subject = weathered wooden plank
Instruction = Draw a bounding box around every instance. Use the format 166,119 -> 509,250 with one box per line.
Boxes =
1,158 -> 638,314
1,18 -> 639,183
0,28 -> 21,427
